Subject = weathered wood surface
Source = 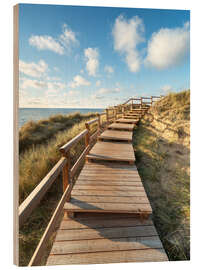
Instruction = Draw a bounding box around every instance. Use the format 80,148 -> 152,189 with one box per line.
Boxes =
99,130 -> 132,142
87,141 -> 135,163
64,162 -> 152,214
116,118 -> 139,124
46,215 -> 168,265
108,122 -> 134,131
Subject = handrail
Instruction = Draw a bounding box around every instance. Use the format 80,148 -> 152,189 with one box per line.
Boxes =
28,181 -> 74,266
86,118 -> 99,125
59,129 -> 88,154
19,157 -> 67,227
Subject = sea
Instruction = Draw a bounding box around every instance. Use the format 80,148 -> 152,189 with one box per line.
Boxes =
19,108 -> 104,128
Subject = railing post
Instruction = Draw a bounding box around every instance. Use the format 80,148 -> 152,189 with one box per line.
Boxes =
61,150 -> 70,194
97,113 -> 101,134
131,99 -> 133,110
114,107 -> 117,122
122,105 -> 125,117
85,123 -> 90,147
85,123 -> 90,162
106,108 -> 109,124
141,97 -> 143,108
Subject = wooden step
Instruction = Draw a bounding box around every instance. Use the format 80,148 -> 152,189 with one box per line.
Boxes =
46,215 -> 168,265
64,162 -> 152,215
86,141 -> 135,163
124,116 -> 140,120
99,130 -> 132,142
108,122 -> 134,131
116,118 -> 139,124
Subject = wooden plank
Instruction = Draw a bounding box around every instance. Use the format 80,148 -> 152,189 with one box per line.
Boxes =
64,201 -> 152,213
86,118 -> 98,125
73,185 -> 145,191
116,118 -> 139,124
59,217 -> 153,230
70,195 -> 149,204
47,248 -> 168,265
75,181 -> 143,186
99,130 -> 132,141
55,225 -> 157,241
50,236 -> 163,255
19,157 -> 67,227
77,176 -> 142,182
46,248 -> 168,265
87,141 -> 135,163
78,172 -> 141,178
108,123 -> 134,131
82,163 -> 138,170
71,189 -> 147,196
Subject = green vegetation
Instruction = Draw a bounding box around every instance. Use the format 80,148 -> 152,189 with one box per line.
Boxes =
19,112 -> 98,154
133,90 -> 190,260
19,112 -> 101,265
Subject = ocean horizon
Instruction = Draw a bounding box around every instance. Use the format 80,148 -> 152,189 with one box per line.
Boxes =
19,107 -> 104,128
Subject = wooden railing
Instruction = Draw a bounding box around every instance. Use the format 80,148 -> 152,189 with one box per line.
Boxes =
18,95 -> 163,266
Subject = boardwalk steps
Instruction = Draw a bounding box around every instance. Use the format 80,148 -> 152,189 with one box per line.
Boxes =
98,129 -> 132,142
108,122 -> 134,131
63,162 -> 152,215
46,214 -> 168,265
116,118 -> 139,124
45,106 -> 168,265
86,141 -> 135,163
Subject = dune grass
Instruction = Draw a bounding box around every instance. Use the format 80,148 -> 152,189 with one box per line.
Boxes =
19,112 -> 103,265
19,112 -> 98,154
133,90 -> 190,260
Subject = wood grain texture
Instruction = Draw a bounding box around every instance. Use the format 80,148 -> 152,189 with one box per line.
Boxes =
99,130 -> 132,141
116,118 -> 139,124
46,215 -> 167,265
65,162 -> 151,214
108,122 -> 134,131
47,248 -> 168,265
87,141 -> 135,162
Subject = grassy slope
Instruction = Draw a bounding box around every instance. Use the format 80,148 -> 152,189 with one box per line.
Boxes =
133,90 -> 190,260
19,112 -> 101,265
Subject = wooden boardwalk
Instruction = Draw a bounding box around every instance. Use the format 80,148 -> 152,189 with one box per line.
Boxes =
47,213 -> 168,265
45,106 -> 168,265
63,162 -> 152,215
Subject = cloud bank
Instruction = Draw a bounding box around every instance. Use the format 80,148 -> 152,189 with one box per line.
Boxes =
145,22 -> 190,69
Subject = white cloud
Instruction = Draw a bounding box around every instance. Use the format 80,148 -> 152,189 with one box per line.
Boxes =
29,35 -> 64,55
145,22 -> 190,69
21,78 -> 47,90
112,15 -> 144,72
69,75 -> 91,88
93,87 -> 121,100
20,77 -> 66,91
19,59 -> 48,78
104,65 -> 114,74
84,48 -> 99,76
29,24 -> 78,55
96,80 -> 101,87
59,24 -> 78,50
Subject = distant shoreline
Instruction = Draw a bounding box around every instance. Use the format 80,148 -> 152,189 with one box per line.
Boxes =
19,107 -> 104,128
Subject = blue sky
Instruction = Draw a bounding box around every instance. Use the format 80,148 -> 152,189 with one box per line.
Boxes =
19,4 -> 190,108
